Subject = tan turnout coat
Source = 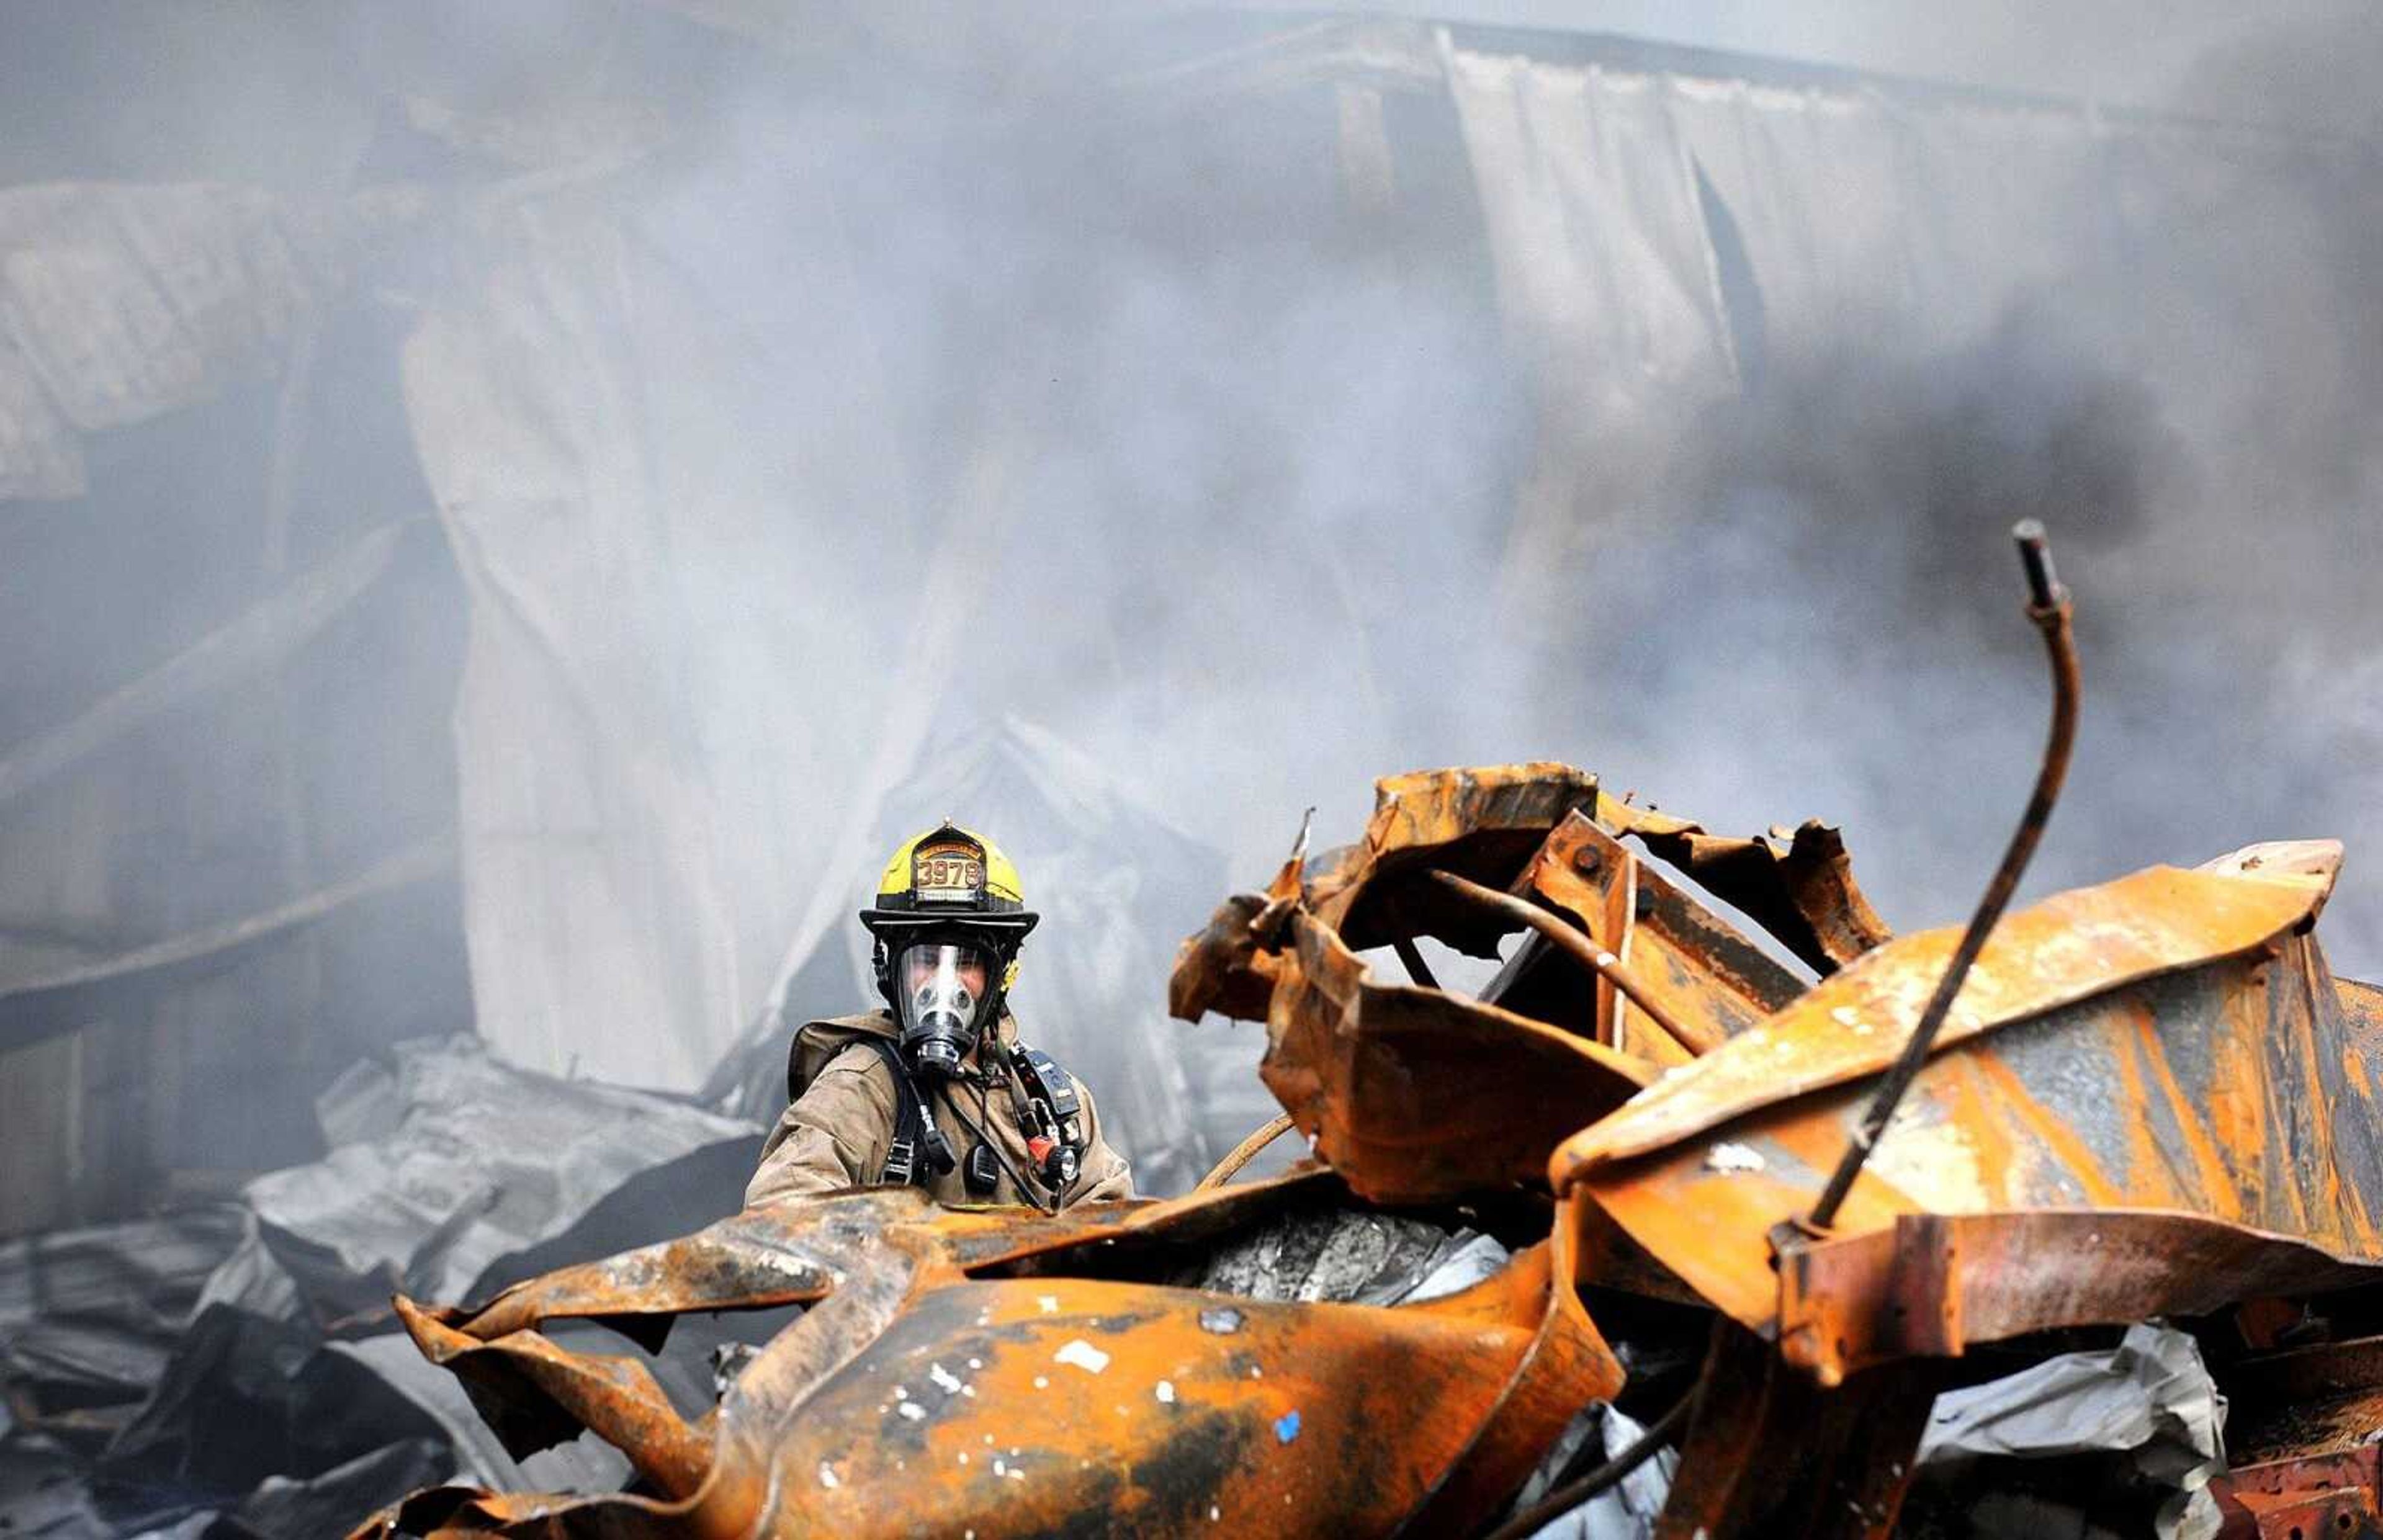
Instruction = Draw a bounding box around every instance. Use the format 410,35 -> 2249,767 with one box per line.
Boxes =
745,1011 -> 1136,1210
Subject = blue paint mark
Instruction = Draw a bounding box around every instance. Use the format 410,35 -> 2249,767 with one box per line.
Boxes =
1274,1410 -> 1301,1444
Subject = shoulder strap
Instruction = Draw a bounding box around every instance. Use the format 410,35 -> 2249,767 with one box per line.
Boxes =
857,1037 -> 930,1187
782,1018 -> 931,1187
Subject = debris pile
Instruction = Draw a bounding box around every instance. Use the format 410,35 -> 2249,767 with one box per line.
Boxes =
339,548 -> 2383,1539
0,1037 -> 756,1538
347,774 -> 2377,1539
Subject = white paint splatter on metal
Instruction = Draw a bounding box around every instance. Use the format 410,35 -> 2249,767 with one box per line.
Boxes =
1704,1142 -> 1767,1175
1054,1338 -> 1111,1374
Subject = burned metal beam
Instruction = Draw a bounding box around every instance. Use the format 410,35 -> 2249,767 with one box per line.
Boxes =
0,835 -> 453,1054
0,519 -> 420,810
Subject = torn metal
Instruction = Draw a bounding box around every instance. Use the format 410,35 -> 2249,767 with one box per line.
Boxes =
357,544 -> 2383,1537
360,1176 -> 1620,1537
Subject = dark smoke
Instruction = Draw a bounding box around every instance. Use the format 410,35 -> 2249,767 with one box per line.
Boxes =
1572,18 -> 2383,972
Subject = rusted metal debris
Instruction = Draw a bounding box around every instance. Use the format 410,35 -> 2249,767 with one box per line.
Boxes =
363,530 -> 2383,1538
357,1175 -> 1620,1536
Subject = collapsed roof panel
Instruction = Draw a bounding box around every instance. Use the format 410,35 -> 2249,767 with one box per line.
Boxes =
0,182 -> 407,501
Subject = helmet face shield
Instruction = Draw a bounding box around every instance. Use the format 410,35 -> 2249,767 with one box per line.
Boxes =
895,940 -> 995,1075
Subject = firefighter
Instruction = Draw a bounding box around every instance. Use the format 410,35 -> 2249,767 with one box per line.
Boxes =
745,822 -> 1135,1211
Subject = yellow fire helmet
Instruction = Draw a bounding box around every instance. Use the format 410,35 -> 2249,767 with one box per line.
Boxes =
860,822 -> 1038,994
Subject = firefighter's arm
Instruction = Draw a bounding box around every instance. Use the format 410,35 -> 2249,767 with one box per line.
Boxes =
1067,1075 -> 1137,1204
743,1045 -> 899,1207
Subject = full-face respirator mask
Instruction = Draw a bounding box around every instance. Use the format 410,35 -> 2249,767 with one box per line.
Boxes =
892,938 -> 1000,1078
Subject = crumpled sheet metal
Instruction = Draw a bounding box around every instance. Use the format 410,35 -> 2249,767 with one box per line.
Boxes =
1601,809 -> 1892,977
1913,1322 -> 2228,1540
2215,1447 -> 2383,1540
1767,1208 -> 2383,1394
1169,889 -> 1284,1024
2228,1333 -> 2383,1456
397,1294 -> 716,1500
2220,1335 -> 2383,1540
1169,766 -> 1599,1025
1173,766 -> 1890,1023
1658,1315 -> 1947,1538
1558,858 -> 2335,1173
1557,847 -> 2383,1384
0,181 -> 421,500
1170,764 -> 1887,1205
1520,813 -> 1803,1063
1309,764 -> 1890,975
1273,763 -> 1605,965
360,1173 -> 1624,1538
1261,908 -> 1653,1204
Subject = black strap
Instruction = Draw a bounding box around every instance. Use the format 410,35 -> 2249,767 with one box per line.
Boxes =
858,1038 -> 929,1186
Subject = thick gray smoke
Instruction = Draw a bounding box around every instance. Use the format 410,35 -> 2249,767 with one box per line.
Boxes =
7,13 -> 2382,1529
4,1 -> 2380,1195
624,2 -> 2381,975
615,19 -> 1545,897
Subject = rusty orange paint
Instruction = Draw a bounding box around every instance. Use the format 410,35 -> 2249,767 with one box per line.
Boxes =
1261,908 -> 1650,1204
395,1295 -> 716,1500
1958,1046 -> 2130,1208
1554,861 -> 2325,1177
1523,815 -> 1754,1059
1169,890 -> 1287,1024
1590,797 -> 1893,975
1171,767 -> 1880,1211
1174,764 -> 1880,1041
2122,1001 -> 2244,1219
357,1165 -> 1623,1538
1310,763 -> 1600,924
1558,855 -> 2383,1386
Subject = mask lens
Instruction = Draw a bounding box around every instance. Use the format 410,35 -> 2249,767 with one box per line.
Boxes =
897,941 -> 992,1071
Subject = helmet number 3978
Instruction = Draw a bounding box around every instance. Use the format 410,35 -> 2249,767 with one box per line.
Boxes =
914,849 -> 984,898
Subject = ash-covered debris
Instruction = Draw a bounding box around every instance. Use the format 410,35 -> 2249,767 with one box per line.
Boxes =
223,1034 -> 754,1317
0,1036 -> 759,1539
1503,1401 -> 1677,1540
1189,1207 -> 1508,1307
1900,1325 -> 2228,1540
0,1207 -> 248,1459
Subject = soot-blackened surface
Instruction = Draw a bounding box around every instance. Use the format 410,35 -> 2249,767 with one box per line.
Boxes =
1116,1408 -> 1254,1536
